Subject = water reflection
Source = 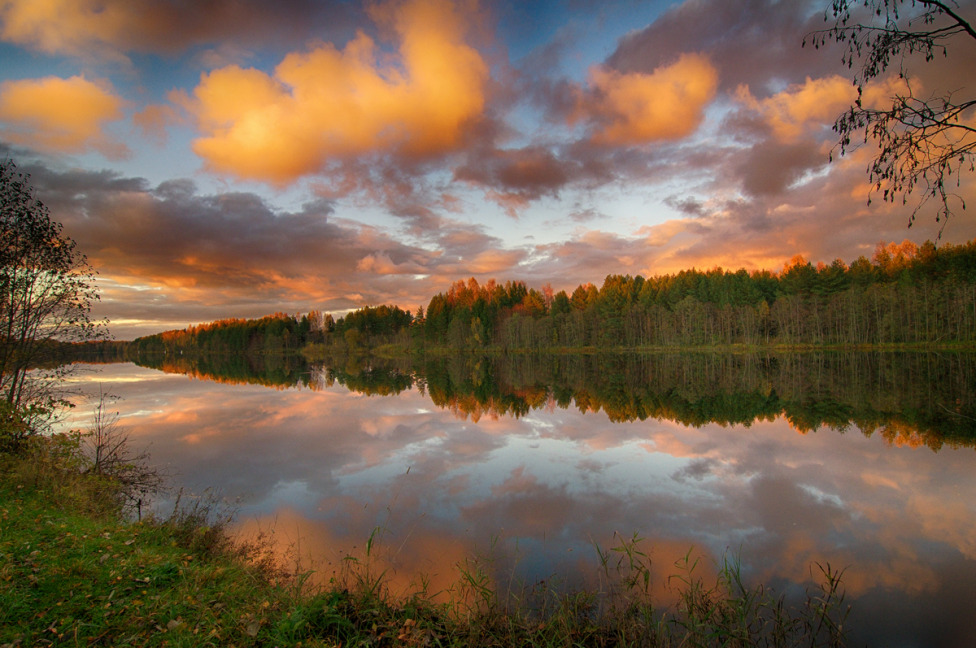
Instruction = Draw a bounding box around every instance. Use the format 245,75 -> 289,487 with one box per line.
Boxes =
134,350 -> 976,447
74,353 -> 976,647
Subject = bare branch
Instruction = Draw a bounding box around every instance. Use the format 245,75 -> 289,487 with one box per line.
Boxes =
805,0 -> 976,232
82,390 -> 167,517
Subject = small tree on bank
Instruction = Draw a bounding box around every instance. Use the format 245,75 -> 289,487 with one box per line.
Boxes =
0,159 -> 102,443
805,0 -> 976,232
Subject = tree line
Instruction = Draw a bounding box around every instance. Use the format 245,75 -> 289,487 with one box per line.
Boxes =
128,313 -> 317,357
123,238 -> 976,358
418,240 -> 976,350
124,305 -> 407,356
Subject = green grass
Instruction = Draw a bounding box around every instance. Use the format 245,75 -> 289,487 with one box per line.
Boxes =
1,437 -> 851,647
0,441 -> 296,647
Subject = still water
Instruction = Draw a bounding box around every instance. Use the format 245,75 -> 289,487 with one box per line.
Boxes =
67,353 -> 976,647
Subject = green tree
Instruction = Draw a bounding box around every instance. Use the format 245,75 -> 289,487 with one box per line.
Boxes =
550,290 -> 571,316
0,160 -> 101,439
806,0 -> 976,230
344,327 -> 362,350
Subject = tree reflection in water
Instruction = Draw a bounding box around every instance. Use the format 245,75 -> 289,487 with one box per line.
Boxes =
98,351 -> 976,647
135,351 -> 976,449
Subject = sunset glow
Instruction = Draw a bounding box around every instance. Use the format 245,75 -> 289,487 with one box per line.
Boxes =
1,0 -> 974,338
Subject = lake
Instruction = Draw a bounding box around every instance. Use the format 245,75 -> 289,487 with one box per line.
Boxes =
64,352 -> 976,647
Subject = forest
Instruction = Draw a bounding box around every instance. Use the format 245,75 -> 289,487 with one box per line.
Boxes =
418,239 -> 976,350
125,305 -> 414,357
124,239 -> 976,356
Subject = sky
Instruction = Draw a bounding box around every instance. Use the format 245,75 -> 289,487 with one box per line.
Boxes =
1,0 -> 975,339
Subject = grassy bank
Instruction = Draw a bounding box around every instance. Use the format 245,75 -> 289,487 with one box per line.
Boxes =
1,436 -> 850,647
1,439 -> 296,647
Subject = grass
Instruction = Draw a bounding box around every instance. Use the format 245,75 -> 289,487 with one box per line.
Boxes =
1,435 -> 851,647
0,439 -> 293,647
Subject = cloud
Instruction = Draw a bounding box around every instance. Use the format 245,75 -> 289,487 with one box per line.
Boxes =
179,0 -> 489,184
665,195 -> 708,219
132,104 -> 180,145
714,73 -> 917,199
21,165 -> 392,327
734,74 -> 910,144
15,157 -> 532,338
0,0 -> 362,62
521,155 -> 976,295
0,0 -> 139,61
454,145 -> 577,214
606,0 -> 832,97
734,76 -> 855,143
4,0 -> 974,338
0,75 -> 127,157
357,252 -> 427,276
492,46 -> 723,215
736,139 -> 825,196
574,53 -> 719,145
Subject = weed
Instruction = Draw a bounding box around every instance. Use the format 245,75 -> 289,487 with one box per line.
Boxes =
79,391 -> 166,518
665,548 -> 850,647
1,443 -> 851,647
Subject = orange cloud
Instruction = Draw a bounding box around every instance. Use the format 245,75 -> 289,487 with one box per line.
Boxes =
0,0 -> 290,61
0,75 -> 127,157
0,0 -> 134,59
234,507 -> 478,598
132,104 -> 179,145
357,252 -> 427,275
736,74 -> 911,142
181,0 -> 489,184
576,53 -> 719,145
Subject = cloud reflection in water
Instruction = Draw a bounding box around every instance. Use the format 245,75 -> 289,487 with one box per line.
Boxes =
73,361 -> 976,646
